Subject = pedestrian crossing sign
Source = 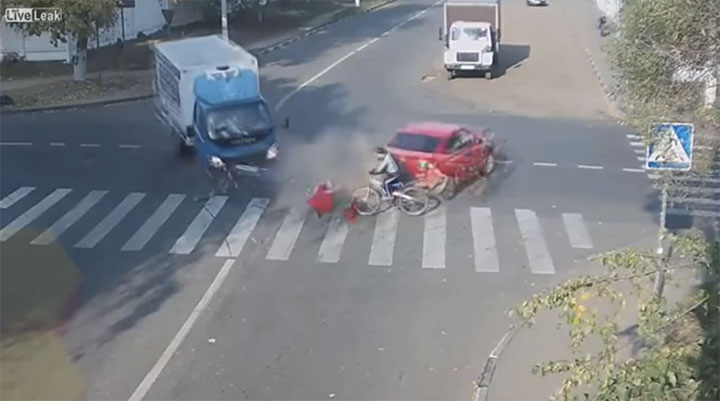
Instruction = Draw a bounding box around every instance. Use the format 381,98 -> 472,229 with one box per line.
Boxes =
646,122 -> 694,171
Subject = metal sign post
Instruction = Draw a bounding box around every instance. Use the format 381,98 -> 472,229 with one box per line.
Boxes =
646,122 -> 694,298
221,0 -> 229,40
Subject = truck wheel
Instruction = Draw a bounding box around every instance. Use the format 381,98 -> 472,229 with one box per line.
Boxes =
484,70 -> 493,80
447,69 -> 455,80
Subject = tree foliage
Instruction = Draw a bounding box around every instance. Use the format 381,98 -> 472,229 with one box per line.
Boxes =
0,0 -> 117,47
608,0 -> 720,173
512,232 -> 719,401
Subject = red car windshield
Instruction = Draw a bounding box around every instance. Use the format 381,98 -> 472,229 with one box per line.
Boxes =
388,132 -> 441,153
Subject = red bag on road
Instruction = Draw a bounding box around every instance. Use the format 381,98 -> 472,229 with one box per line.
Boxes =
307,183 -> 335,217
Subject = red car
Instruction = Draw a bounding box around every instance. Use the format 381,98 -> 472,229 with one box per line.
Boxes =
386,122 -> 496,196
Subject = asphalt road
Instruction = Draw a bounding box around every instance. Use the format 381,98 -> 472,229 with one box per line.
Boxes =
0,0 -> 691,399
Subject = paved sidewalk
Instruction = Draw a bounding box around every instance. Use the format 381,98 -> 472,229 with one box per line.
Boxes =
567,0 -> 622,115
485,261 -> 702,400
0,0 -> 392,111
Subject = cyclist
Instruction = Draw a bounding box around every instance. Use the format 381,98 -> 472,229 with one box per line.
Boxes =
369,146 -> 401,198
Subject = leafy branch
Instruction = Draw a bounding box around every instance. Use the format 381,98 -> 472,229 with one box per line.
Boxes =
512,232 -> 718,401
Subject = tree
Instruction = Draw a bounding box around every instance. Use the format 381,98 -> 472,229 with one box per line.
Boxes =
511,232 -> 719,401
608,0 -> 720,173
1,0 -> 118,81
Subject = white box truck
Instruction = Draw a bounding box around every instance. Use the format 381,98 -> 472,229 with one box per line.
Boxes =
439,0 -> 501,79
153,35 -> 277,161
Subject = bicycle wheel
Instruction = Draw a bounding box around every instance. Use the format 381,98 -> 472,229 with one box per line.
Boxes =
397,186 -> 429,216
351,186 -> 382,216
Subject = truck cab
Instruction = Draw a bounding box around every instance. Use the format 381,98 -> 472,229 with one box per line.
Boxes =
192,66 -> 278,163
443,21 -> 497,76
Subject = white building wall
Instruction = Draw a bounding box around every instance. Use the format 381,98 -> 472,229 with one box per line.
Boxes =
0,0 -> 202,62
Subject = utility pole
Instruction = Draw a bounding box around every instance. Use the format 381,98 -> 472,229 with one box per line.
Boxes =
221,0 -> 229,40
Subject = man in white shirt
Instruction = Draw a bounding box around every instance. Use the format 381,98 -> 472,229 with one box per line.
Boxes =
369,146 -> 401,198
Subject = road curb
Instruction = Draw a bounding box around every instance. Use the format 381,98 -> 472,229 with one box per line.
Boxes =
1,0 -> 397,115
582,45 -> 626,122
472,324 -> 524,401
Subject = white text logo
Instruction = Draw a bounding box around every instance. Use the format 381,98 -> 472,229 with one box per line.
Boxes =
4,8 -> 62,23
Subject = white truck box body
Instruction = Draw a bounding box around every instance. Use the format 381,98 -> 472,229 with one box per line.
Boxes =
153,35 -> 259,136
442,0 -> 501,74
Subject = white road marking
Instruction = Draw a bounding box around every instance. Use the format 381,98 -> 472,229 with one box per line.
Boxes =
668,208 -> 720,217
626,134 -> 641,139
75,192 -> 145,248
127,258 -> 235,401
169,196 -> 228,255
0,189 -> 72,242
318,214 -> 350,263
216,198 -> 269,257
637,156 -> 646,161
623,168 -> 646,173
578,164 -> 604,170
495,160 -> 513,164
122,194 -> 185,251
0,186 -> 35,209
669,197 -> 720,205
423,205 -> 446,269
274,0 -> 440,112
533,162 -> 557,167
119,144 -> 142,149
470,207 -> 500,273
31,190 -> 107,245
671,186 -> 720,194
562,213 -> 593,249
266,208 -> 306,261
49,142 -> 66,147
80,143 -> 101,148
515,209 -> 555,275
629,141 -> 644,147
368,210 -> 399,266
633,149 -> 644,154
0,142 -> 32,146
649,174 -> 720,183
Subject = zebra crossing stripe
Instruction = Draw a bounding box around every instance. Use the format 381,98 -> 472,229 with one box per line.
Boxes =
471,207 -> 500,272
266,208 -> 306,261
170,196 -> 228,255
216,198 -> 269,257
122,194 -> 186,251
422,205 -> 446,269
0,189 -> 72,242
515,209 -> 555,275
0,187 -> 35,209
368,210 -> 399,266
75,192 -> 145,249
561,213 -> 593,249
318,214 -> 350,263
31,190 -> 108,245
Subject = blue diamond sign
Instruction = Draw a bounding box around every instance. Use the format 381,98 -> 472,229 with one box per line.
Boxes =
646,123 -> 694,171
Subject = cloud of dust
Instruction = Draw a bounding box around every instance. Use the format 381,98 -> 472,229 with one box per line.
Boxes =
270,132 -> 380,210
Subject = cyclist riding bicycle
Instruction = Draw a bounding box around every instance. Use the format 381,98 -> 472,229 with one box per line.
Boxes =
369,146 -> 401,199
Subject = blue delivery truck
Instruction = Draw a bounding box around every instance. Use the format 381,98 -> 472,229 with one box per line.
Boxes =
153,35 -> 277,162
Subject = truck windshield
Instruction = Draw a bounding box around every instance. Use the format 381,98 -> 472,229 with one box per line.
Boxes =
206,101 -> 272,140
450,27 -> 488,41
